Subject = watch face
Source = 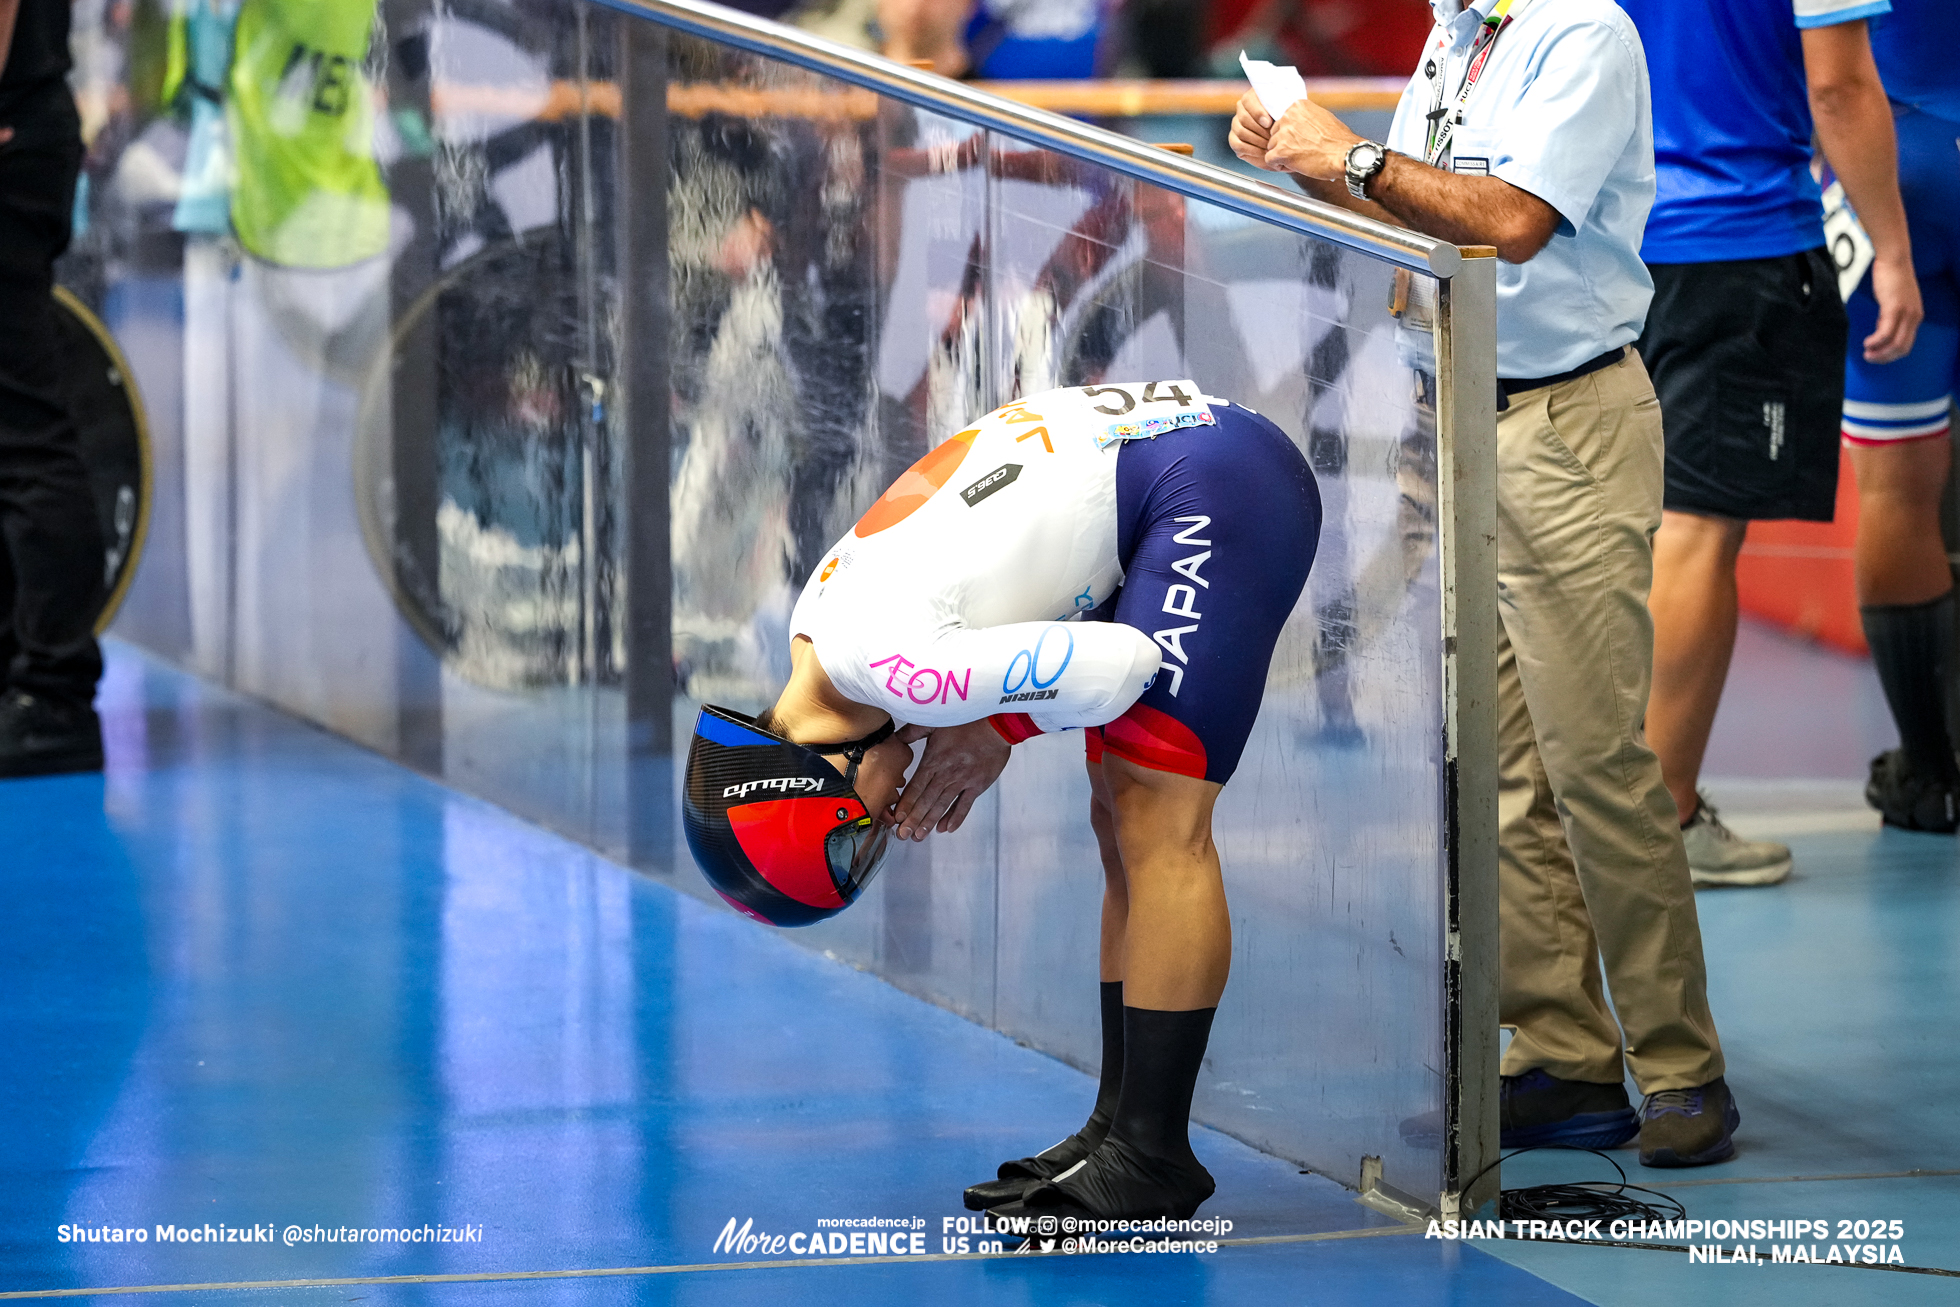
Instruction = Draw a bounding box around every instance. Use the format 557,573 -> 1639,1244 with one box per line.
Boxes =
1347,142 -> 1385,196
1349,142 -> 1383,176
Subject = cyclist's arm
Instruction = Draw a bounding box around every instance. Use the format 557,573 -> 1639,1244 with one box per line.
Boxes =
850,618 -> 1160,731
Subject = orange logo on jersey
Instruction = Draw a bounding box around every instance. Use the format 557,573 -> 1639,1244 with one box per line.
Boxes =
820,557 -> 840,581
852,429 -> 979,537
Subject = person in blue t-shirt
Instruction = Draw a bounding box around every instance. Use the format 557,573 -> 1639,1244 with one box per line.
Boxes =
877,0 -> 1114,79
1619,0 -> 1925,880
1837,0 -> 1960,834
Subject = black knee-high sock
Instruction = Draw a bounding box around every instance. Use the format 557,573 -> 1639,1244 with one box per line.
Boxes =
1108,1006 -> 1216,1166
1082,981 -> 1124,1142
1864,591 -> 1960,781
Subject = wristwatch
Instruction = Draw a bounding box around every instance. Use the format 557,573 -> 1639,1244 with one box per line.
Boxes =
1344,140 -> 1387,199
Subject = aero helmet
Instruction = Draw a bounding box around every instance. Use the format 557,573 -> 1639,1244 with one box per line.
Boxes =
682,705 -> 895,926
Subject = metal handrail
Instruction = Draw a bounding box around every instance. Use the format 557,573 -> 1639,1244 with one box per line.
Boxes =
586,0 -> 1461,278
972,78 -> 1406,116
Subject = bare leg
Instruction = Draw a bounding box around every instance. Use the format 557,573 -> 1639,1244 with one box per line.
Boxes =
1087,757 -> 1128,984
1098,754 -> 1227,1010
961,752 -> 1136,1210
1850,439 -> 1960,814
1648,509 -> 1749,824
1851,440 -> 1952,606
1017,752 -> 1222,1218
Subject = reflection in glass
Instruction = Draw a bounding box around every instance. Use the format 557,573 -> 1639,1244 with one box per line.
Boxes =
69,0 -> 1456,1201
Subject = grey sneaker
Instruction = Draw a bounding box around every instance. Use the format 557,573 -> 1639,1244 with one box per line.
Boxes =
1682,795 -> 1791,887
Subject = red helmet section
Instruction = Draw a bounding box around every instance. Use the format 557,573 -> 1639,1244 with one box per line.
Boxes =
727,794 -> 867,910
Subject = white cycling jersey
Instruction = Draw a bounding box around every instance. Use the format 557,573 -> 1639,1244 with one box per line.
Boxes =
791,382 -> 1219,731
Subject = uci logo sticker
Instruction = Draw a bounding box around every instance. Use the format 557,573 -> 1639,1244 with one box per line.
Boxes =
723,777 -> 825,800
960,464 -> 1022,508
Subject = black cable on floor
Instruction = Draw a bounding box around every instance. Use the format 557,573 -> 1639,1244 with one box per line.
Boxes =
1464,1145 -> 1688,1225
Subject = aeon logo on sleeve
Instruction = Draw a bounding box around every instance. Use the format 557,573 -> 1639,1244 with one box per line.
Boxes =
723,777 -> 826,800
869,654 -> 973,706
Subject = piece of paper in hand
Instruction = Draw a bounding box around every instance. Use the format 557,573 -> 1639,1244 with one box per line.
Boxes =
1239,50 -> 1306,118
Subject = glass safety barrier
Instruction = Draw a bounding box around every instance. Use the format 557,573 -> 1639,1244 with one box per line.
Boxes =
63,0 -> 1497,1214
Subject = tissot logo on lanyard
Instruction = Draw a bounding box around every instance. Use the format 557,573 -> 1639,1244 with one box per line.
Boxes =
1424,0 -> 1528,168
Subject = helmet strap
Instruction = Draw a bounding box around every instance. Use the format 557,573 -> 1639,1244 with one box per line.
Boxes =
806,720 -> 896,787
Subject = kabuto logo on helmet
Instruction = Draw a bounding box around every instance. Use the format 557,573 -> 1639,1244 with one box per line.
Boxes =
723,776 -> 825,800
683,705 -> 896,928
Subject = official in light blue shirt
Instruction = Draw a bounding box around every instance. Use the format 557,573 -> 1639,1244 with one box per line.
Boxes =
1234,0 -> 1739,1166
1384,0 -> 1657,379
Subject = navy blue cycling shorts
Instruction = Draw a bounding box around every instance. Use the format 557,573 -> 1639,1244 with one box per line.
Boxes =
1083,401 -> 1320,784
1841,106 -> 1960,446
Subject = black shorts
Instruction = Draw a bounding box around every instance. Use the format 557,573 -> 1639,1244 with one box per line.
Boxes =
1637,248 -> 1848,522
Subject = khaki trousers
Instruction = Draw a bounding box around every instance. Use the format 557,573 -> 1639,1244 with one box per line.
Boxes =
1494,351 -> 1724,1092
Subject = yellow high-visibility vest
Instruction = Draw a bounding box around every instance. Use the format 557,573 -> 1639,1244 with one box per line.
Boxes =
226,0 -> 389,267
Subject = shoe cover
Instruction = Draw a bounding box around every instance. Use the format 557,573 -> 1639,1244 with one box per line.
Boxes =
1016,1134 -> 1215,1221
962,1132 -> 1097,1210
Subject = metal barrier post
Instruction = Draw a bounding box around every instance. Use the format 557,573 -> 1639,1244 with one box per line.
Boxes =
621,19 -> 677,867
1436,247 -> 1501,1219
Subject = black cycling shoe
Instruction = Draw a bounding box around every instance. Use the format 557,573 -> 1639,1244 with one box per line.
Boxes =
963,1132 -> 1100,1210
0,689 -> 104,779
1866,749 -> 1960,834
1004,1135 -> 1215,1222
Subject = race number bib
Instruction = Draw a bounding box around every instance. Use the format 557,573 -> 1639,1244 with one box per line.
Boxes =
1082,380 -> 1217,448
1821,178 -> 1874,303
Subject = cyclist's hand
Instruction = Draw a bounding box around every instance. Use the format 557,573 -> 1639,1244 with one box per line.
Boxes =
893,719 -> 1010,840
846,730 -> 917,825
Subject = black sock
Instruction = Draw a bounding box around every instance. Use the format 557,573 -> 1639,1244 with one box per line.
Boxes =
1108,1006 -> 1216,1167
1082,981 -> 1124,1143
1863,592 -> 1960,781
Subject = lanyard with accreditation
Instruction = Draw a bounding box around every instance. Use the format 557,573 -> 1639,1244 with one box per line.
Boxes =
1423,0 -> 1530,168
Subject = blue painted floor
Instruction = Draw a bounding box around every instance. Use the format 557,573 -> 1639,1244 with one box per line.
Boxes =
1484,619 -> 1960,1305
8,625 -> 1951,1306
0,643 -> 1578,1306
